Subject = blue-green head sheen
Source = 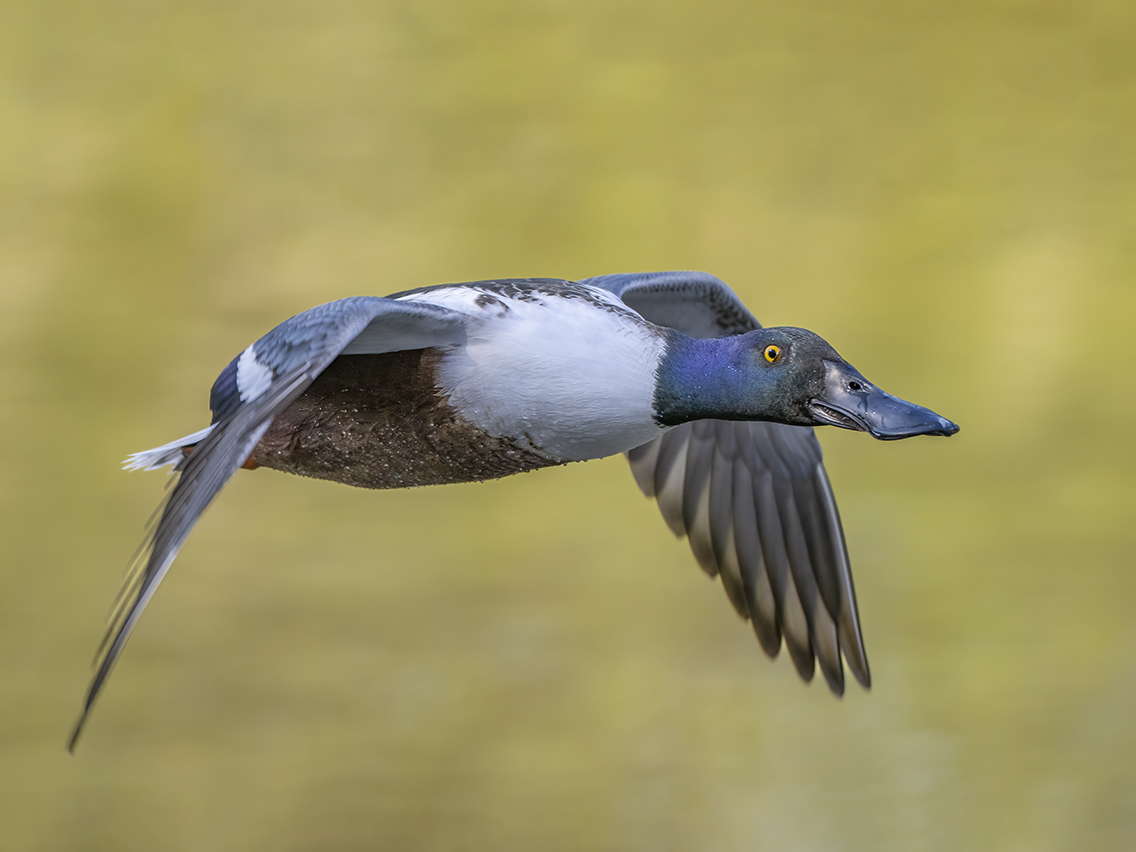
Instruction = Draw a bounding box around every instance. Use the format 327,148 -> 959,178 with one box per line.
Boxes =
653,327 -> 840,428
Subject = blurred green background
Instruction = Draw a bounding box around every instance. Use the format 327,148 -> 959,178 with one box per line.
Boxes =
4,1 -> 1136,849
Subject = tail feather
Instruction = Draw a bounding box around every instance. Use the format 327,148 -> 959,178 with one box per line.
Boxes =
123,426 -> 216,471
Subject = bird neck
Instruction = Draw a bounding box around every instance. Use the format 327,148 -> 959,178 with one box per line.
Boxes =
653,331 -> 771,427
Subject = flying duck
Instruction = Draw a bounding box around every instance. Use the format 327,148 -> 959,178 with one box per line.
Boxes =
68,271 -> 957,749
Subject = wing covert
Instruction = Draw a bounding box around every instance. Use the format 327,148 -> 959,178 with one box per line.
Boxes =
580,271 -> 760,337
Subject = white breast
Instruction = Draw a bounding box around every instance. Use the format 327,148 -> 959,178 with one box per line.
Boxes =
401,285 -> 669,461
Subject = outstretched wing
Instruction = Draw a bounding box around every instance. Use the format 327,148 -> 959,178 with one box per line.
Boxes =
581,271 -> 869,694
69,297 -> 468,750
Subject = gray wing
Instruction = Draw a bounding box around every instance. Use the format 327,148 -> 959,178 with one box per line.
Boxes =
68,297 -> 467,750
581,272 -> 869,694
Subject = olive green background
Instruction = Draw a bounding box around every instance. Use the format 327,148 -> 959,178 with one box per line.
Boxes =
4,1 -> 1135,850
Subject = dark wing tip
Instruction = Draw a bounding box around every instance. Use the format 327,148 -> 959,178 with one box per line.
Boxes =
628,420 -> 871,697
850,659 -> 872,690
819,657 -> 846,696
785,639 -> 816,683
66,705 -> 93,753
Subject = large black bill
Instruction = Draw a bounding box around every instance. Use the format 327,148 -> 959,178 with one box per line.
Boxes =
808,360 -> 959,441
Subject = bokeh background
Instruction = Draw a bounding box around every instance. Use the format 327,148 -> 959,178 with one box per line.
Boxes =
4,1 -> 1136,849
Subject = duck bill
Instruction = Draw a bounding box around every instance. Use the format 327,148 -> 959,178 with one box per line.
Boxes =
808,360 -> 959,441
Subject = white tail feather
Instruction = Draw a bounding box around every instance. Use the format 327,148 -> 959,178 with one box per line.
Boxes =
123,425 -> 216,471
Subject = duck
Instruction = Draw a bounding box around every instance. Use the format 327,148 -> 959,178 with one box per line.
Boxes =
68,270 -> 958,749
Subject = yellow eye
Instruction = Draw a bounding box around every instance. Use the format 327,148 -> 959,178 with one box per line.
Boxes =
763,344 -> 782,363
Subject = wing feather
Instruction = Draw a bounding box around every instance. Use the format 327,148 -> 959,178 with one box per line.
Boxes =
652,429 -> 690,538
626,439 -> 661,498
681,422 -> 717,576
69,298 -> 467,749
707,428 -> 749,619
595,272 -> 870,694
731,462 -> 781,657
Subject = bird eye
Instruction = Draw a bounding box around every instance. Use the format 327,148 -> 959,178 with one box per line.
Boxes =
763,344 -> 782,364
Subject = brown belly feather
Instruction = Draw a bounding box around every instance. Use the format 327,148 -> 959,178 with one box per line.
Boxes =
250,350 -> 560,489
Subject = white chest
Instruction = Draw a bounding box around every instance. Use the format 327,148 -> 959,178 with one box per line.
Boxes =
402,286 -> 669,461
